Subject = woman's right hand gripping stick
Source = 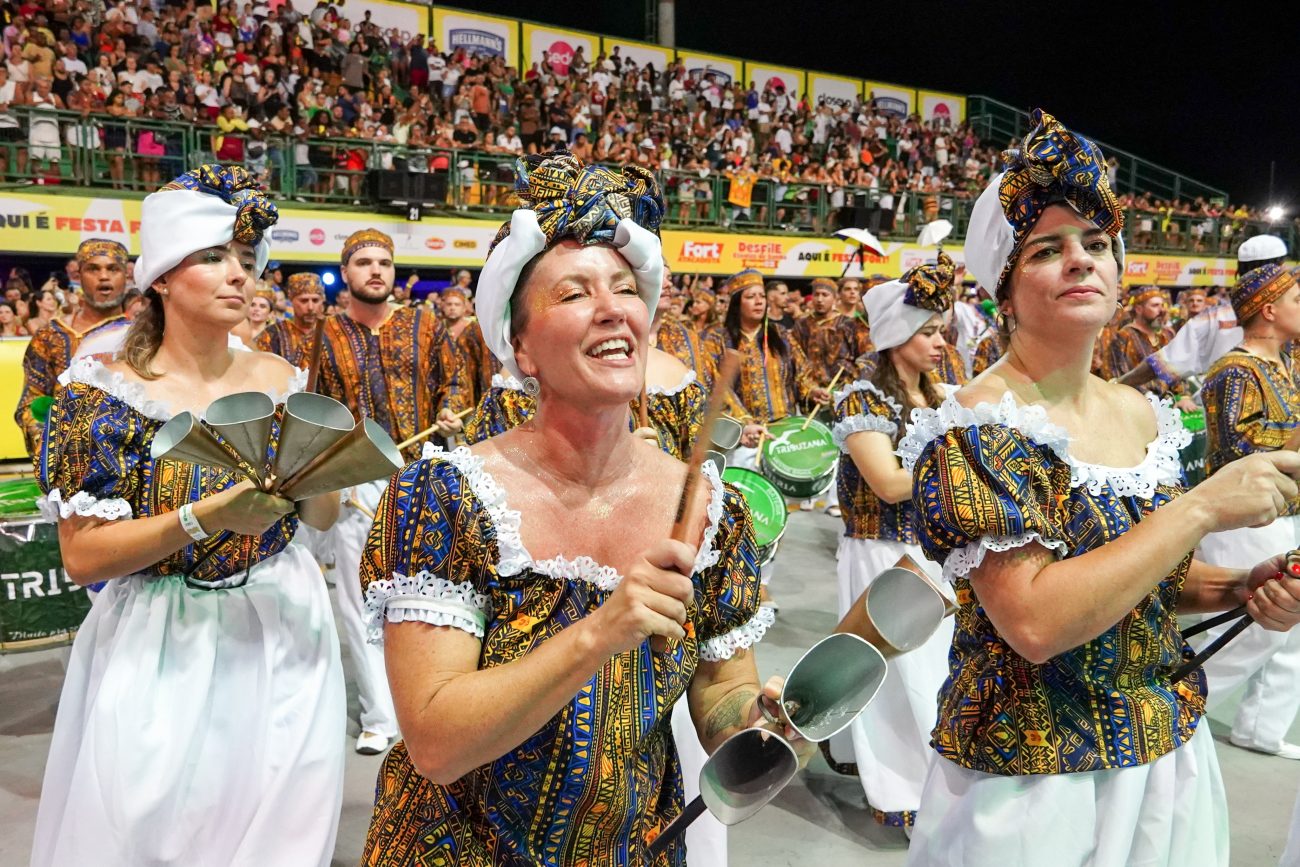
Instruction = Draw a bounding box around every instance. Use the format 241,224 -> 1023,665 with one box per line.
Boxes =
587,538 -> 696,657
1186,451 -> 1300,532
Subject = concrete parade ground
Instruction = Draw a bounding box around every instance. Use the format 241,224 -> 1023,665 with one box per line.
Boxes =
1,508 -> 1298,866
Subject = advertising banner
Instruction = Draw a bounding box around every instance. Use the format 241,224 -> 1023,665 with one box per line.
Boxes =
744,63 -> 805,101
431,8 -> 517,64
808,72 -> 861,110
599,37 -> 672,73
0,193 -> 1255,286
864,81 -> 915,118
917,90 -> 966,126
522,23 -> 598,78
676,50 -> 740,86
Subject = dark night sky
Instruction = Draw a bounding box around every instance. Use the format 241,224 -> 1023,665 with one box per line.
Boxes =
458,0 -> 1296,210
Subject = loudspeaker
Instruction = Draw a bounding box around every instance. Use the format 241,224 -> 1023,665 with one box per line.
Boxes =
368,170 -> 449,206
368,169 -> 407,203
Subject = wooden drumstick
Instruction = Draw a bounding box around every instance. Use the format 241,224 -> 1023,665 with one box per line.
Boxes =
396,406 -> 475,451
802,366 -> 846,430
638,384 -> 650,430
651,350 -> 741,654
304,318 -> 326,394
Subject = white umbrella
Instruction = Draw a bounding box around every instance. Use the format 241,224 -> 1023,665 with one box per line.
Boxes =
832,227 -> 885,257
917,219 -> 953,248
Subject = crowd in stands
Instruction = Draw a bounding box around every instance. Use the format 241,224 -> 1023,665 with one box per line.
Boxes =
0,0 -> 1291,247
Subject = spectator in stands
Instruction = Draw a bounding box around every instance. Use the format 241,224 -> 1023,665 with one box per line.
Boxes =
26,75 -> 62,181
0,65 -> 26,180
0,300 -> 27,336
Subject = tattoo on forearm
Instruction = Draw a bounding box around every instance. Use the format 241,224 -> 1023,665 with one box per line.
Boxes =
704,687 -> 759,739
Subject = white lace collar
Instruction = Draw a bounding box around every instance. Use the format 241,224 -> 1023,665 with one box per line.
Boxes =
423,442 -> 728,583
833,379 -> 902,419
897,390 -> 1190,499
491,372 -> 524,393
648,368 -> 697,397
62,356 -> 309,422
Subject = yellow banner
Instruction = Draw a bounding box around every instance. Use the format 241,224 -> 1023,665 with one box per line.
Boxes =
431,8 -> 517,67
599,37 -> 672,73
522,23 -> 599,78
675,50 -> 741,87
916,90 -> 966,125
0,192 -> 1254,287
0,337 -> 28,461
864,81 -> 915,117
743,62 -> 805,100
807,71 -> 862,110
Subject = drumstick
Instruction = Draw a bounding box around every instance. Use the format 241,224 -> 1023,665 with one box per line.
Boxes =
801,366 -> 846,430
344,497 -> 376,520
1285,425 -> 1300,452
396,406 -> 475,451
638,384 -> 650,430
304,318 -> 326,394
651,350 -> 741,654
1172,550 -> 1300,683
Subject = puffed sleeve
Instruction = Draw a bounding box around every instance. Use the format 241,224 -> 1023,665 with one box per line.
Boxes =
907,421 -> 1073,583
36,382 -> 141,521
1202,362 -> 1296,470
692,466 -> 774,662
360,454 -> 493,645
831,382 -> 901,451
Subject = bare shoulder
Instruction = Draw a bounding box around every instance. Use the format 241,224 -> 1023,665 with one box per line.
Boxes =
239,349 -> 299,391
954,367 -> 1012,410
1099,379 -> 1159,441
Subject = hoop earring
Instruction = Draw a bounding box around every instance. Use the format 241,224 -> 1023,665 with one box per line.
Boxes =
521,375 -> 540,397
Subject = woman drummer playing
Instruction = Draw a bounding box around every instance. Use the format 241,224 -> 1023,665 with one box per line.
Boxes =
828,253 -> 957,830
899,110 -> 1300,866
31,166 -> 344,866
357,153 -> 812,866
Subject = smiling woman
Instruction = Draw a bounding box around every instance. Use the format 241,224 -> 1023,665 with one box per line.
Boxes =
356,152 -> 810,867
899,111 -> 1300,867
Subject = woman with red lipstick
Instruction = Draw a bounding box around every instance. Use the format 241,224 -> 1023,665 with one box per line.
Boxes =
357,153 -> 811,867
899,111 -> 1300,866
827,253 -> 956,833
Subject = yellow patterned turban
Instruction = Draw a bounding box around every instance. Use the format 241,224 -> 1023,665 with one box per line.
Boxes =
76,239 -> 128,264
1231,263 -> 1296,322
341,228 -> 394,265
286,272 -> 324,298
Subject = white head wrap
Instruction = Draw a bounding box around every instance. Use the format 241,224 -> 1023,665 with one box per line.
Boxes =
1238,234 -> 1288,264
864,279 -> 942,352
476,209 -> 664,381
134,188 -> 273,293
964,173 -> 1126,296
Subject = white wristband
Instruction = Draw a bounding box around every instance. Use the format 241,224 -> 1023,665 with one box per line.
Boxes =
179,502 -> 209,541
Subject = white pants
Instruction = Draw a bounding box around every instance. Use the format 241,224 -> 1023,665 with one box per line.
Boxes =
1196,515 -> 1300,750
334,479 -> 398,738
670,700 -> 727,866
831,537 -> 950,825
906,726 -> 1227,867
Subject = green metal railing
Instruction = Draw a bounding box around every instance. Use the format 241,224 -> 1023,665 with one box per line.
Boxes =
0,106 -> 1291,262
967,95 -> 1229,203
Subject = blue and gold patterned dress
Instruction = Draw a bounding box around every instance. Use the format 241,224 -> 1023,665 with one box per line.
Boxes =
29,356 -> 345,867
1195,347 -> 1300,758
358,447 -> 772,866
897,391 -> 1228,866
829,380 -> 952,829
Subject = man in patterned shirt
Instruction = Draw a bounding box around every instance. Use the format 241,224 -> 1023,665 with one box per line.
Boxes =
16,238 -> 128,456
319,227 -> 469,755
255,271 -> 326,367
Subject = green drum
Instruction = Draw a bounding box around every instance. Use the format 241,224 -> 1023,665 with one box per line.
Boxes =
0,517 -> 92,652
722,467 -> 788,565
0,478 -> 41,517
1180,410 -> 1207,488
760,416 -> 838,500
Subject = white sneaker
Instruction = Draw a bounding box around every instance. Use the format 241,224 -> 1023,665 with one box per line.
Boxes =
356,731 -> 391,755
798,499 -> 814,511
825,505 -> 842,518
1229,734 -> 1300,760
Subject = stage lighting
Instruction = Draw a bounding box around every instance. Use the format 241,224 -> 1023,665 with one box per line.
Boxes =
321,271 -> 337,286
1267,205 -> 1286,222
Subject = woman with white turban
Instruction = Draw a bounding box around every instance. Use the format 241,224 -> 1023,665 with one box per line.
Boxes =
31,166 -> 345,867
357,153 -> 811,866
898,111 -> 1300,866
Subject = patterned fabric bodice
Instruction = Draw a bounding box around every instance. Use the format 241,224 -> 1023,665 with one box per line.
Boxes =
899,392 -> 1206,777
358,448 -> 770,866
831,380 -> 923,543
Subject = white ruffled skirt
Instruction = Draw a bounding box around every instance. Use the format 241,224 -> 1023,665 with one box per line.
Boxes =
30,542 -> 345,867
905,715 -> 1227,866
834,536 -> 952,824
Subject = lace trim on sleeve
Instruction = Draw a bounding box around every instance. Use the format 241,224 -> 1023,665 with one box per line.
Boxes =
270,367 -> 309,402
698,606 -> 777,662
61,356 -> 174,421
896,392 -> 1072,474
428,444 -> 532,577
648,369 -> 697,397
692,461 -> 726,574
362,569 -> 490,645
38,488 -> 133,522
831,414 -> 897,452
491,373 -> 525,392
941,533 -> 1070,584
1066,395 -> 1190,498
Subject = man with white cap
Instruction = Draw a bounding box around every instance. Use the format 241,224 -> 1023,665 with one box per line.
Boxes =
317,227 -> 469,755
1117,234 -> 1290,393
